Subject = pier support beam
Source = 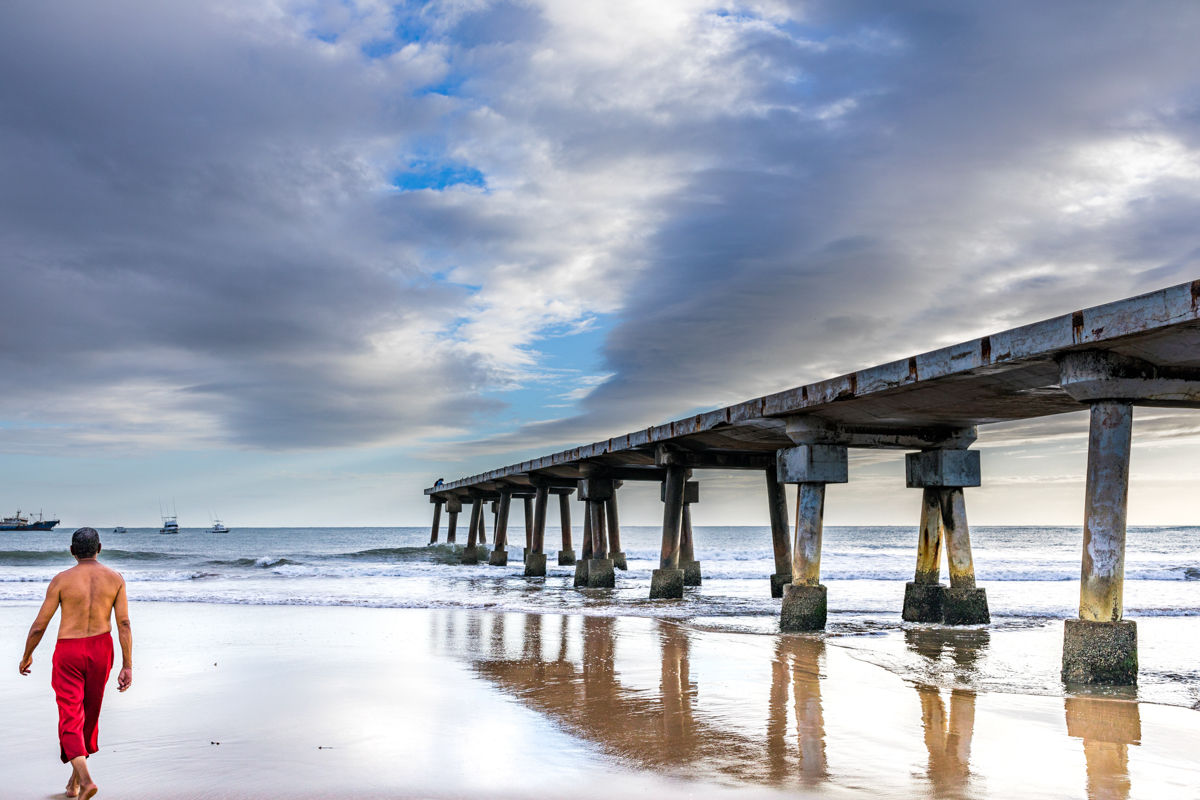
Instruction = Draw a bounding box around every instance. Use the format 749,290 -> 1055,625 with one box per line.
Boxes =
1063,400 -> 1137,685
777,445 -> 847,631
904,450 -> 989,625
490,492 -> 511,566
523,496 -> 534,563
462,496 -> 483,564
650,464 -> 691,599
558,493 -> 575,565
574,498 -> 592,587
902,488 -> 945,622
429,496 -> 444,545
606,489 -> 627,571
766,466 -> 792,598
578,478 -> 615,588
525,486 -> 549,577
677,481 -> 701,586
444,497 -> 462,544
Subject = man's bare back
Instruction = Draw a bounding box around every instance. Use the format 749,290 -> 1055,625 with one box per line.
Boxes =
19,528 -> 133,800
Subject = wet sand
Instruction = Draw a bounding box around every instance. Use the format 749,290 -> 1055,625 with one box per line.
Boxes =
2,602 -> 1198,799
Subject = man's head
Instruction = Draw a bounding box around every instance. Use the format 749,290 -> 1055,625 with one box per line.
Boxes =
70,527 -> 101,560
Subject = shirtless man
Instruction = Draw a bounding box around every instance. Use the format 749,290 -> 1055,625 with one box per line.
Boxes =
19,527 -> 133,800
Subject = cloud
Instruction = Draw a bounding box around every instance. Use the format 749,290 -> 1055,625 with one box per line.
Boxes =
3,0 -> 1200,474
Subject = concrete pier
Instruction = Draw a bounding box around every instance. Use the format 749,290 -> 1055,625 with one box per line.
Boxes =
579,478 -> 615,588
765,466 -> 792,598
444,497 -> 461,544
523,497 -> 533,562
574,502 -> 592,587
462,496 -> 483,564
651,463 -> 689,599
429,496 -> 443,544
558,493 -> 575,565
587,498 -> 614,588
677,481 -> 701,586
902,488 -> 945,622
606,493 -> 627,571
426,281 -> 1200,683
939,488 -> 989,625
1062,400 -> 1137,684
524,486 -> 549,577
903,450 -> 988,625
778,444 -> 846,631
490,491 -> 511,566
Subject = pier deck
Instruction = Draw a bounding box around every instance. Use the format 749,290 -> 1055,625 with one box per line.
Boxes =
428,280 -> 1200,491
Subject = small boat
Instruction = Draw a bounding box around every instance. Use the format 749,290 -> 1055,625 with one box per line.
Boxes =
112,526 -> 127,534
207,519 -> 231,534
0,510 -> 60,531
159,515 -> 179,535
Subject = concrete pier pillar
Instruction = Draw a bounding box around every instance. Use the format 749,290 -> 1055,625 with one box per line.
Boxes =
1063,400 -> 1138,685
462,497 -> 483,564
477,503 -> 487,546
776,444 -> 847,631
525,486 -> 549,577
902,488 -> 945,622
574,501 -> 592,587
904,449 -> 988,625
523,496 -> 534,562
558,493 -> 575,565
445,497 -> 461,544
587,497 -> 614,588
766,466 -> 792,598
782,482 -> 828,632
490,492 -> 511,566
671,480 -> 700,586
939,487 -> 989,624
429,497 -> 443,545
650,464 -> 689,599
606,492 -> 627,571
680,502 -> 702,586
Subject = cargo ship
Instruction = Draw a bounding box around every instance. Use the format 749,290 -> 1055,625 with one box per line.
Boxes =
0,511 -> 60,531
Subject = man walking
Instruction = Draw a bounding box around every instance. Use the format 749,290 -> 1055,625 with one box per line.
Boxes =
19,528 -> 133,799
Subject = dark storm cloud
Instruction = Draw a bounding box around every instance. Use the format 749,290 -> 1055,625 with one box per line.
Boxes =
472,0 -> 1200,454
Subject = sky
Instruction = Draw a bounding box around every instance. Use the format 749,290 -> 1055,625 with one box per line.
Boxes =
3,0 -> 1200,529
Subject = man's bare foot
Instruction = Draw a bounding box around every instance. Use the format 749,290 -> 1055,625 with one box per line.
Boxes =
65,772 -> 79,797
68,757 -> 97,799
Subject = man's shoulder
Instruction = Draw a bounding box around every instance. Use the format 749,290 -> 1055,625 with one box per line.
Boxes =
96,562 -> 125,582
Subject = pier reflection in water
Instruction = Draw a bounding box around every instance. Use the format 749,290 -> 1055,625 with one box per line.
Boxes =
904,627 -> 982,798
425,610 -> 1193,799
1065,697 -> 1140,800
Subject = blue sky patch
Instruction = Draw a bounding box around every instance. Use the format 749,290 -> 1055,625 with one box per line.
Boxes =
392,161 -> 486,192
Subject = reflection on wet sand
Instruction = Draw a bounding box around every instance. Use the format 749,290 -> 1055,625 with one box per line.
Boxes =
430,611 -> 1168,799
467,614 -> 828,787
905,628 -> 980,798
916,686 -> 975,798
1065,697 -> 1141,800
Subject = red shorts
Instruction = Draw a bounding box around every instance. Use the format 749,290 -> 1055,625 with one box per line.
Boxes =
52,633 -> 114,763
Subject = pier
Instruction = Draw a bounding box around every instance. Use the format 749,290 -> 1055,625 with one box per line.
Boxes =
425,280 -> 1200,686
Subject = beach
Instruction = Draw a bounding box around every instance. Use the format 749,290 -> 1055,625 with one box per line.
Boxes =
3,601 -> 1200,799
3,525 -> 1200,798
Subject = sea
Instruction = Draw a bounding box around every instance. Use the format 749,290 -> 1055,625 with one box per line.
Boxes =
3,525 -> 1199,708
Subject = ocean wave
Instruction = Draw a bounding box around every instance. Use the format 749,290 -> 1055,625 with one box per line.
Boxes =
0,548 -> 181,566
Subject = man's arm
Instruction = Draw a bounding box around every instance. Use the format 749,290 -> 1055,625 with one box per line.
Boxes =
19,578 -> 61,675
113,577 -> 133,691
